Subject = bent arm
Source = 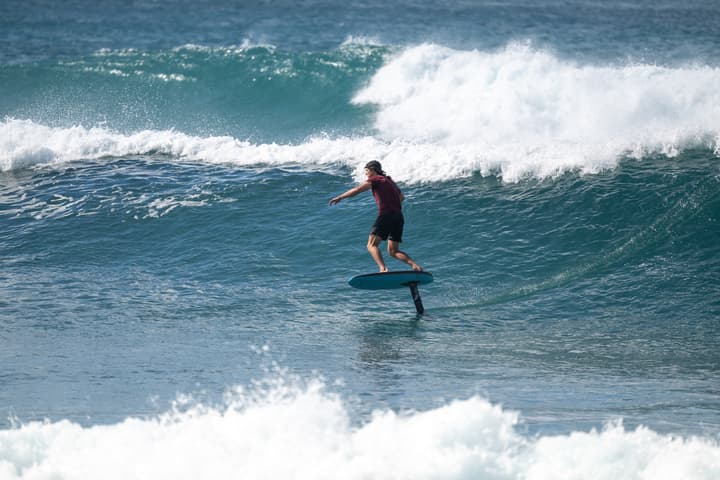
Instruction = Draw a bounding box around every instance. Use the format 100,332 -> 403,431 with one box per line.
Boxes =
329,181 -> 372,205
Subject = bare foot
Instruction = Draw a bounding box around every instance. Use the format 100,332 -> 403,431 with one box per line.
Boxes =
411,263 -> 423,271
379,267 -> 389,273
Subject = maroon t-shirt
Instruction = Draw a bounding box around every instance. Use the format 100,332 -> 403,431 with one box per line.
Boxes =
367,175 -> 402,215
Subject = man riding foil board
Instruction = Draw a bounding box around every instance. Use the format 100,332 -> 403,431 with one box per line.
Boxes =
329,160 -> 423,273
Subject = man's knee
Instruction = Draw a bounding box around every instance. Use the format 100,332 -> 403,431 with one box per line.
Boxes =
367,236 -> 382,250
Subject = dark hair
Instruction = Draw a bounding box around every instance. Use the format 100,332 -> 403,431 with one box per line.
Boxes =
364,160 -> 386,176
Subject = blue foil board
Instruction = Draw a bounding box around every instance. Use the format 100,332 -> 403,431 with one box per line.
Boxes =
348,271 -> 434,290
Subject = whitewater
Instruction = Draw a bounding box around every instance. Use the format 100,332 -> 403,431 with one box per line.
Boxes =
2,373 -> 719,480
3,44 -> 720,182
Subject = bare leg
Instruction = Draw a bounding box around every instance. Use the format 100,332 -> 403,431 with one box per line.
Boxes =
367,235 -> 388,272
387,240 -> 422,271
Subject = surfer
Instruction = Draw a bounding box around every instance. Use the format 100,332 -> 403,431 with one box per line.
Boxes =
330,160 -> 423,273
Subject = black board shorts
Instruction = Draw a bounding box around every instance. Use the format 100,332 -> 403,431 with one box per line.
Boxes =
370,211 -> 404,242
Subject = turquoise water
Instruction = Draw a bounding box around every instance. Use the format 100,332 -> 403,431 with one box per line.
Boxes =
2,1 -> 720,478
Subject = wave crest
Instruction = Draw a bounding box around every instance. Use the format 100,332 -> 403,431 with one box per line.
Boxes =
2,115 -> 717,184
4,43 -> 720,183
354,43 -> 720,176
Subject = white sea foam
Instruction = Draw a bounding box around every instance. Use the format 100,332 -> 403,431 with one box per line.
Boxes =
356,42 -> 720,143
1,118 -> 713,185
0,374 -> 718,480
171,40 -> 275,55
341,35 -> 384,47
353,42 -> 720,179
0,119 -> 372,174
2,43 -> 719,182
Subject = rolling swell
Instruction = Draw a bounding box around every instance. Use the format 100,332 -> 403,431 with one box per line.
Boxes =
4,152 -> 717,320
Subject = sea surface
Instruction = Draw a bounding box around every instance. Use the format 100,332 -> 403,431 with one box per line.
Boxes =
1,1 -> 720,478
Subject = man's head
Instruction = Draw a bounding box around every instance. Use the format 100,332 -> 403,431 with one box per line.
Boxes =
364,160 -> 385,176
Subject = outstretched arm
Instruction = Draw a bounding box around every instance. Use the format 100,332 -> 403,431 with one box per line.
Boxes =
329,181 -> 372,205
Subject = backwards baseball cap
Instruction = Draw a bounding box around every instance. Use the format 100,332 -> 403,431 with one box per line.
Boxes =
364,160 -> 385,175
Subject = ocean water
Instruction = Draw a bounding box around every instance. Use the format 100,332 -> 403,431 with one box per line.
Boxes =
2,0 -> 720,478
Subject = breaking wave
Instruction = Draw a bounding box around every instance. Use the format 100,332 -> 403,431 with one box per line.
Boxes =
1,374 -> 718,480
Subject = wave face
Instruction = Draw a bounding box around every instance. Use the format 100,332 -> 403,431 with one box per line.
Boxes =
1,375 -> 719,480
